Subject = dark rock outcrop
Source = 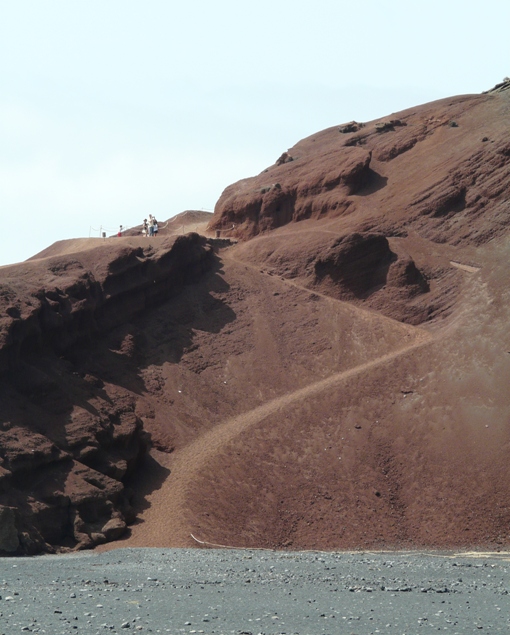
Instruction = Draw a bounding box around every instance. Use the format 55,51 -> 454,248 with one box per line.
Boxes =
483,77 -> 510,94
0,233 -> 215,554
1,234 -> 212,372
313,233 -> 394,299
0,506 -> 19,552
339,121 -> 364,134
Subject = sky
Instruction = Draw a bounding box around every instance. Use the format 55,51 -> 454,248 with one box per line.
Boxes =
1,0 -> 509,266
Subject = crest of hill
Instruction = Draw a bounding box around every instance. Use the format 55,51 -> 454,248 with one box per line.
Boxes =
28,210 -> 214,261
123,210 -> 213,239
209,89 -> 510,248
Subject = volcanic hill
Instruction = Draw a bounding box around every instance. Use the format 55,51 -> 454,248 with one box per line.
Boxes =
1,84 -> 510,555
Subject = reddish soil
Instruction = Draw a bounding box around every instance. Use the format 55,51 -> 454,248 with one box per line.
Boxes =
2,86 -> 510,554
116,234 -> 510,552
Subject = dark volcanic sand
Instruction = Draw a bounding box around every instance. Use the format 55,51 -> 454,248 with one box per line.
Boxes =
1,549 -> 510,634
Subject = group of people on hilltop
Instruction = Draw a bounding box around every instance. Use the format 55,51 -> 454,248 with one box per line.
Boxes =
142,214 -> 158,237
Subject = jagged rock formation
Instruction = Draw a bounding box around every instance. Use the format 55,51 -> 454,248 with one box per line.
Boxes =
483,77 -> 510,94
0,234 -> 214,553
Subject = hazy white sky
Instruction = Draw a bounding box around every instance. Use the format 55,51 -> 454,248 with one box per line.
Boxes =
1,0 -> 509,266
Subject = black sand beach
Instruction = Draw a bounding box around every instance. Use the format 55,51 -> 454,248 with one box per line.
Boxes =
1,549 -> 509,634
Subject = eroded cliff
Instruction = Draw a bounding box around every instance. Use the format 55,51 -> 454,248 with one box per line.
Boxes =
0,233 -> 214,553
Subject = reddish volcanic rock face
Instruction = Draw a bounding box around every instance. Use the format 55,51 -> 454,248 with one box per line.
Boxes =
0,233 -> 215,553
210,91 -> 510,248
208,88 -> 510,328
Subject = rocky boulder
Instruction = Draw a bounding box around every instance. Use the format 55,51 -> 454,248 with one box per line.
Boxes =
313,233 -> 395,299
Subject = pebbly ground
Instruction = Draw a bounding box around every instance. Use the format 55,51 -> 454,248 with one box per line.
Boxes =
0,549 -> 509,634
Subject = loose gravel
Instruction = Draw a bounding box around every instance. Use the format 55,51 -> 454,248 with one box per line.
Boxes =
1,548 -> 509,634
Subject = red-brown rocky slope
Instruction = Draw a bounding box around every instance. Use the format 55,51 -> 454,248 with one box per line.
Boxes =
0,234 -> 214,554
108,232 -> 510,553
210,88 -> 510,248
107,84 -> 510,553
209,85 -> 510,326
3,83 -> 510,556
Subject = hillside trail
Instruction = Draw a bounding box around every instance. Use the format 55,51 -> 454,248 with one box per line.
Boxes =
225,245 -> 430,337
118,248 -> 433,549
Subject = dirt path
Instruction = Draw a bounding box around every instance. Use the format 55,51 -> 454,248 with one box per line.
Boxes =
118,250 -> 433,548
124,333 -> 431,547
226,248 -> 429,337
450,260 -> 481,273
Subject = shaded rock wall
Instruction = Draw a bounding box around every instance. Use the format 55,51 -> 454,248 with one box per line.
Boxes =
0,233 -> 215,554
1,234 -> 212,372
313,233 -> 395,299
